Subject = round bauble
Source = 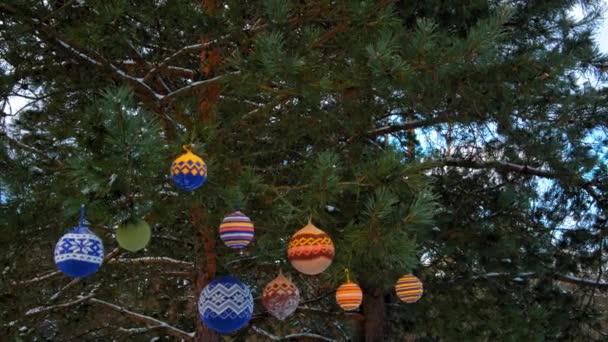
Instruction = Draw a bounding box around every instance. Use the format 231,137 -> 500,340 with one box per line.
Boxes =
54,226 -> 104,278
395,274 -> 423,303
336,281 -> 363,311
219,211 -> 254,249
287,221 -> 334,275
170,149 -> 207,191
116,218 -> 151,252
198,275 -> 253,334
262,271 -> 300,320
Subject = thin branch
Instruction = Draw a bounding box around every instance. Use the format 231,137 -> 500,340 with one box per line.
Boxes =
89,298 -> 194,341
0,131 -> 63,167
471,271 -> 608,290
440,158 -> 606,207
142,37 -> 228,83
161,71 -> 240,103
251,325 -> 336,342
347,116 -> 449,144
12,270 -> 61,287
50,248 -> 121,301
109,256 -> 193,267
26,285 -> 99,316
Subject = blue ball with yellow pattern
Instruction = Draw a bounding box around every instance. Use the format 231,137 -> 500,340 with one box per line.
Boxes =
54,205 -> 104,278
171,146 -> 207,191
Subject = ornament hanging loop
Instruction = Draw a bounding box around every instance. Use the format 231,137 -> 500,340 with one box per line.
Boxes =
79,204 -> 85,228
344,268 -> 350,283
307,215 -> 312,225
182,144 -> 192,153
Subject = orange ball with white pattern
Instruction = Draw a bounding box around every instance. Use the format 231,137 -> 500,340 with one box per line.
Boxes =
287,220 -> 335,275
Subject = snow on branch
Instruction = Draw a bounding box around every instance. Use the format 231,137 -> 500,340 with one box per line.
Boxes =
143,37 -> 228,83
472,271 -> 608,290
89,298 -> 194,341
251,325 -> 336,342
12,270 -> 61,287
26,285 -> 99,316
54,38 -> 162,100
109,256 -> 193,267
440,158 -> 606,207
161,71 -> 240,103
0,132 -> 64,167
50,248 -> 120,301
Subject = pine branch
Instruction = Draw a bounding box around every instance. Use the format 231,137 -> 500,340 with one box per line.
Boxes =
0,131 -> 63,167
89,298 -> 195,341
160,71 -> 240,104
251,325 -> 336,342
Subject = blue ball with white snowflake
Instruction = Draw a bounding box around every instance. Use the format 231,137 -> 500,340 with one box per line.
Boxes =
198,275 -> 253,334
54,206 -> 104,278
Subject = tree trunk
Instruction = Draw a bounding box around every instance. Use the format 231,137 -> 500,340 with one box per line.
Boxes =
191,205 -> 220,342
361,288 -> 386,342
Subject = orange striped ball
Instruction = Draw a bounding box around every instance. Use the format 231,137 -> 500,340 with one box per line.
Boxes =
336,282 -> 363,311
395,274 -> 423,303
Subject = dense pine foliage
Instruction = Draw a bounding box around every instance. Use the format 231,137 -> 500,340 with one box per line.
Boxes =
1,1 -> 607,341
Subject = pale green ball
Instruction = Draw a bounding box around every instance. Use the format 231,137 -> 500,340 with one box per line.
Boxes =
116,219 -> 151,252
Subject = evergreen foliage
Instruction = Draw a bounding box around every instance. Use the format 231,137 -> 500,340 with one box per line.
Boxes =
1,0 -> 607,340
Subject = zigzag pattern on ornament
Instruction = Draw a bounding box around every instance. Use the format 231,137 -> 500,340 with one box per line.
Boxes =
198,284 -> 253,319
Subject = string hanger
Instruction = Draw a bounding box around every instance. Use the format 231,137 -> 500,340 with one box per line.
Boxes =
79,204 -> 86,228
307,215 -> 312,225
182,144 -> 192,153
344,267 -> 350,283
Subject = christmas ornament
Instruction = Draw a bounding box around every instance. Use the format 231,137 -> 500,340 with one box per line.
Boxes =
336,268 -> 363,311
262,270 -> 300,320
170,145 -> 207,191
395,274 -> 424,303
116,218 -> 151,252
54,205 -> 104,278
198,275 -> 253,334
287,217 -> 335,275
219,211 -> 254,249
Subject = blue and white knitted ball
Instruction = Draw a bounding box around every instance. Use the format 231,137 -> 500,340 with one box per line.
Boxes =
198,275 -> 254,334
54,226 -> 104,278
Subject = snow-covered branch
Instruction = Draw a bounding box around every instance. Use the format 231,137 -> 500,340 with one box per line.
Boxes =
50,248 -> 120,301
160,71 -> 240,103
109,256 -> 193,267
251,325 -> 336,342
440,158 -> 606,207
89,298 -> 194,341
12,270 -> 61,287
26,285 -> 99,316
0,132 -> 63,167
472,271 -> 608,290
143,36 -> 228,83
54,38 -> 162,100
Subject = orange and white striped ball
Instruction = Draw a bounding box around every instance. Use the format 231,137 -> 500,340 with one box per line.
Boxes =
336,282 -> 363,311
287,221 -> 334,275
395,274 -> 423,303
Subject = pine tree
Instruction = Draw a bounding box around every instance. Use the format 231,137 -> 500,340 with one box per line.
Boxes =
1,0 -> 607,341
